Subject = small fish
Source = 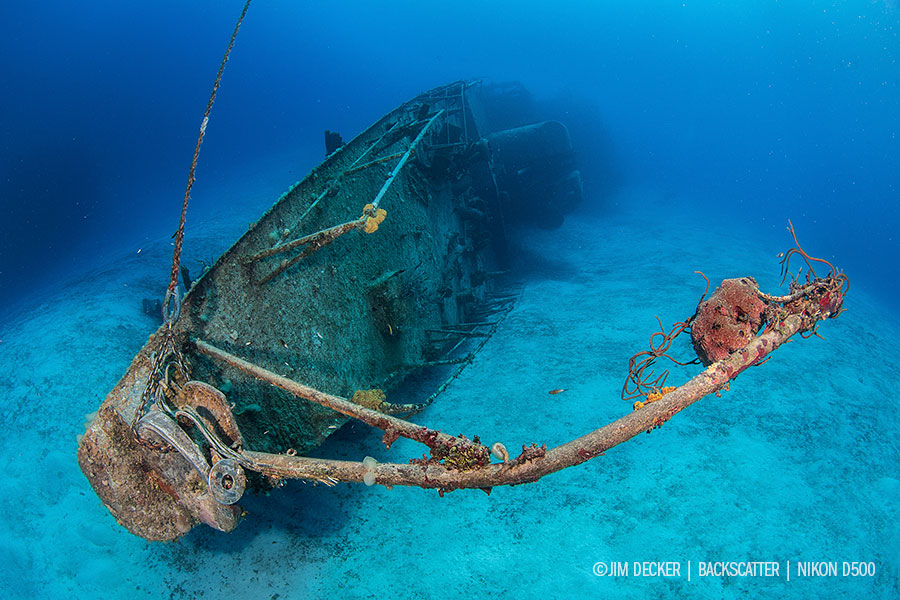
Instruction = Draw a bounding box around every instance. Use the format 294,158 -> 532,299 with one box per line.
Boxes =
548,388 -> 568,395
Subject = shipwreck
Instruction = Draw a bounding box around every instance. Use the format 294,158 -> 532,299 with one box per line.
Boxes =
78,70 -> 586,539
77,4 -> 848,542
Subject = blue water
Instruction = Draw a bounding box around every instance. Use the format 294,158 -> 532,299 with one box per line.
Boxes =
1,1 -> 898,598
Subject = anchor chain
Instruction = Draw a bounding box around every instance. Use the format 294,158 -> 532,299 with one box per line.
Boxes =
132,0 -> 252,438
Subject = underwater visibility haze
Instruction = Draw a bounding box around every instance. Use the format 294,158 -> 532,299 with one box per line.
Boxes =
0,1 -> 898,598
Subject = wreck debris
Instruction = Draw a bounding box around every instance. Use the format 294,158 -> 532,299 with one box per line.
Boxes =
193,338 -> 488,459
87,221 -> 846,540
227,245 -> 845,492
253,210 -> 384,285
324,129 -> 344,156
76,0 -> 846,542
623,222 -> 846,411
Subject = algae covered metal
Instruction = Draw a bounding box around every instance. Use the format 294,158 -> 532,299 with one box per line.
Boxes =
77,80 -> 583,540
77,69 -> 847,547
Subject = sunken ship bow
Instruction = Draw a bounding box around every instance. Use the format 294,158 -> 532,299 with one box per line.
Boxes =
78,81 -> 583,541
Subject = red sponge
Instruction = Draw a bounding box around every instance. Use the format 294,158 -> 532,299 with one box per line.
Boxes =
691,277 -> 766,365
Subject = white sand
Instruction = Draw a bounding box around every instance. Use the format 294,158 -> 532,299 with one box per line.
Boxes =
1,185 -> 897,599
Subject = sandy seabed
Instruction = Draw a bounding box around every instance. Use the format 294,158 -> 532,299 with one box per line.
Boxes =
1,185 -> 897,600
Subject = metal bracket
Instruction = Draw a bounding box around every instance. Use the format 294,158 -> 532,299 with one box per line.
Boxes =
136,410 -> 246,504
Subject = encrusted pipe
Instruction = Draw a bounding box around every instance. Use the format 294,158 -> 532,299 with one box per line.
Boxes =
193,339 -> 485,455
243,311 -> 812,490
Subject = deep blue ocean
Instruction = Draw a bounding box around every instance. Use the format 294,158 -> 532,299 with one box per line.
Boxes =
2,1 -> 898,313
1,1 -> 898,598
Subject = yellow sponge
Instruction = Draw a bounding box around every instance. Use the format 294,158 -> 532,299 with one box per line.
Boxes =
361,203 -> 387,233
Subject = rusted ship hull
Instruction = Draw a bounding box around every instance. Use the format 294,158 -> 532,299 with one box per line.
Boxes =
78,81 -> 582,540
